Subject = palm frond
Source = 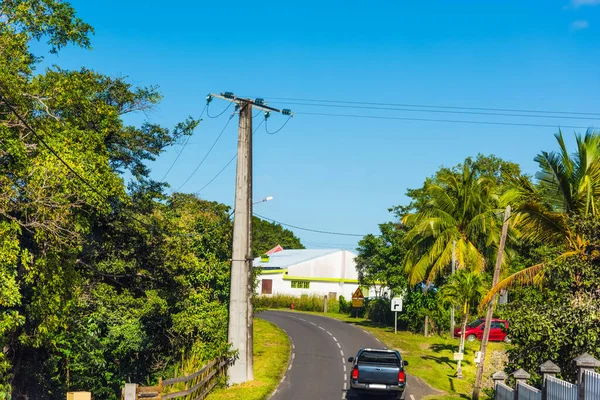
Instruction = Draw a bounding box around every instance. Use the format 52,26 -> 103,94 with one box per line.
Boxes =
480,262 -> 545,307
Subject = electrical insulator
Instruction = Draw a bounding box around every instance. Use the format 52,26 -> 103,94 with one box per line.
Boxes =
206,94 -> 213,104
264,111 -> 271,120
282,109 -> 293,116
223,92 -> 234,99
254,98 -> 265,106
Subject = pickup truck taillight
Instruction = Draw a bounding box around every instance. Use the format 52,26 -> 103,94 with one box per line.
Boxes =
398,370 -> 405,384
351,366 -> 359,380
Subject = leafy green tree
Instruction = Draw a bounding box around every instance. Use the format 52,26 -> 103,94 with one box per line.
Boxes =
252,216 -> 304,256
356,221 -> 408,294
402,158 -> 504,285
441,270 -> 486,355
484,130 -> 600,303
499,238 -> 600,384
0,1 -> 234,398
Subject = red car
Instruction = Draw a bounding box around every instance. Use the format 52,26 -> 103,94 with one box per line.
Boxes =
453,318 -> 509,343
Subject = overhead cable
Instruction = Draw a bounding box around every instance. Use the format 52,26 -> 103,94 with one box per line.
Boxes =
175,112 -> 235,192
253,213 -> 367,237
160,103 -> 207,181
260,96 -> 600,117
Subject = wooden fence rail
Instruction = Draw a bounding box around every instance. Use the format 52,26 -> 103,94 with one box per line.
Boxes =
122,357 -> 233,400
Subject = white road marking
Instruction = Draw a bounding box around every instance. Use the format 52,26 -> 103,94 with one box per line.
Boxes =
288,363 -> 292,371
292,343 -> 295,350
333,337 -> 338,342
292,353 -> 295,361
340,350 -> 344,357
336,342 -> 341,348
319,326 -> 326,331
343,364 -> 347,372
309,322 -> 317,326
327,331 -> 333,336
410,395 -> 415,400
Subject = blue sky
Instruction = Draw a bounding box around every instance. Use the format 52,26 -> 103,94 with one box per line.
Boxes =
39,0 -> 600,250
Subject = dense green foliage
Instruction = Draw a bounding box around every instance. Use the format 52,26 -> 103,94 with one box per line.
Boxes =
0,2 -> 233,398
252,216 -> 304,257
356,137 -> 600,386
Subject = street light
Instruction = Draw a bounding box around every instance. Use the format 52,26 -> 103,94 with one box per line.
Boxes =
253,196 -> 273,205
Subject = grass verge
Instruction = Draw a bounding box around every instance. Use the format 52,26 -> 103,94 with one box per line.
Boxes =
272,309 -> 505,399
205,318 -> 290,400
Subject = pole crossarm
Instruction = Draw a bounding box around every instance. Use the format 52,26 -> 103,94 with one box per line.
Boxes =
210,93 -> 281,113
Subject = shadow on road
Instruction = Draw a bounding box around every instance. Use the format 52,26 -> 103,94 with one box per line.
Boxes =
344,388 -> 404,399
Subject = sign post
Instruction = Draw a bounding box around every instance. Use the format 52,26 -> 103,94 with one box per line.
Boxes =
390,297 -> 403,334
352,287 -> 364,318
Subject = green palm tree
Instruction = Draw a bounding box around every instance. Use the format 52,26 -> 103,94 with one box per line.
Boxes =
403,160 -> 503,285
442,270 -> 486,359
483,130 -> 600,304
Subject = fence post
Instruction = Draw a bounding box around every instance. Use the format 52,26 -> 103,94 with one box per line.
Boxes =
123,383 -> 137,400
67,393 -> 91,400
574,353 -> 600,400
513,369 -> 531,400
323,295 -> 327,313
539,361 -> 560,400
492,371 -> 507,388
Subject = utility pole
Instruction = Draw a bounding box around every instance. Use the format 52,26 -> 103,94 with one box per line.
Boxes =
472,205 -> 511,399
209,93 -> 282,385
450,240 -> 456,338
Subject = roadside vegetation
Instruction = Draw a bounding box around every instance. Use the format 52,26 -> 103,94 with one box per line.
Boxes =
205,319 -> 290,400
3,1 -> 600,399
0,2 -> 302,398
261,136 -> 600,396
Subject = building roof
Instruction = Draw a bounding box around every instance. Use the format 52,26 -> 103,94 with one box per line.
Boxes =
253,248 -> 356,270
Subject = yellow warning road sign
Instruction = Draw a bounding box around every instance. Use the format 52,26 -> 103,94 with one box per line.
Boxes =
352,287 -> 365,307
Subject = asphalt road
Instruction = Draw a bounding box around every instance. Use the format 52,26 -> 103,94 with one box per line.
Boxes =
260,310 -> 440,400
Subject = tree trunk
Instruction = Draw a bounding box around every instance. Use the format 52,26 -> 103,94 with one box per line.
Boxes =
459,314 -> 468,353
424,315 -> 429,336
456,313 -> 469,377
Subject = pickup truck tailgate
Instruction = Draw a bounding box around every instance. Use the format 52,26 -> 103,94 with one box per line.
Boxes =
357,365 -> 399,385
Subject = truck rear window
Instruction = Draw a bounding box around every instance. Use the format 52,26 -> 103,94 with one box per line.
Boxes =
357,351 -> 400,366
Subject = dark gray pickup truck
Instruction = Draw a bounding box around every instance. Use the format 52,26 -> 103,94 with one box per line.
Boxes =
347,348 -> 408,399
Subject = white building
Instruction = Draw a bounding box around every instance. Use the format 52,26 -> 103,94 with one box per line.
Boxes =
254,248 -> 378,299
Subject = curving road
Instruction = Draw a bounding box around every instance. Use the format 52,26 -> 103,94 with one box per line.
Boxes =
260,310 -> 440,400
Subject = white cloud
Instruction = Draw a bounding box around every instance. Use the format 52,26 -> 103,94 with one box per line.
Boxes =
571,0 -> 600,7
571,19 -> 590,30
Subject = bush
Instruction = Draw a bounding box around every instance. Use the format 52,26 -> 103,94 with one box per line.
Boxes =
254,294 -> 326,312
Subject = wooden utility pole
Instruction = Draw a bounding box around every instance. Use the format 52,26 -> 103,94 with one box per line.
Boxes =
472,205 -> 511,399
210,93 -> 281,385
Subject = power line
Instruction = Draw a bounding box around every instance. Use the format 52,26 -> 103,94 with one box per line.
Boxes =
253,213 -> 367,237
275,101 -> 600,121
265,115 -> 292,135
304,241 -> 358,249
160,104 -> 207,182
175,112 -> 235,192
294,111 -> 594,130
260,96 -> 600,117
0,89 -> 158,233
206,101 -> 233,118
0,90 -> 108,200
194,118 -> 265,195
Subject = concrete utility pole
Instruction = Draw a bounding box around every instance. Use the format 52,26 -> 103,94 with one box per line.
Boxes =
210,93 -> 282,385
472,205 -> 511,399
450,240 -> 456,338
